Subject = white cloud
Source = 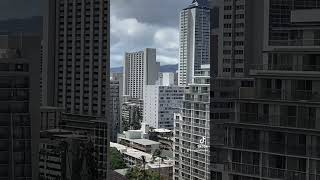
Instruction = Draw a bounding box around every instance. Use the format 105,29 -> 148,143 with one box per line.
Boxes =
111,15 -> 180,67
110,0 -> 189,67
154,28 -> 179,49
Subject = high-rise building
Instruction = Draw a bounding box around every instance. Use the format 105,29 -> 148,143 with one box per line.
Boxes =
0,34 -> 41,180
123,48 -> 160,99
143,85 -> 184,130
110,80 -> 121,142
158,72 -> 178,86
42,0 -> 110,177
178,0 -> 210,86
42,0 -> 110,117
210,0 -> 320,180
174,65 -> 210,180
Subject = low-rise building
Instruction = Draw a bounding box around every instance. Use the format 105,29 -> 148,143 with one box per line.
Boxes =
39,129 -> 92,180
118,137 -> 160,154
121,101 -> 143,131
149,128 -> 174,158
110,142 -> 173,180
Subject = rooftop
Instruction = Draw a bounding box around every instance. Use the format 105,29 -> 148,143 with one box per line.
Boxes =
153,128 -> 172,133
133,139 -> 160,146
119,137 -> 160,146
111,142 -> 173,168
184,0 -> 209,10
111,142 -> 152,161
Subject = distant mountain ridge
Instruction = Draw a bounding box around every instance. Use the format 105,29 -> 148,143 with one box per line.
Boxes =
111,64 -> 178,73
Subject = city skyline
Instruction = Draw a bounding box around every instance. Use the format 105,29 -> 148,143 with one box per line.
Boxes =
1,0 -> 320,179
111,0 -> 189,67
0,0 -> 190,68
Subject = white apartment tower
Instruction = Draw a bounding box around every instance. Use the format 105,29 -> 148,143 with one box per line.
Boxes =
178,0 -> 210,86
174,65 -> 210,180
123,48 -> 160,99
143,85 -> 184,129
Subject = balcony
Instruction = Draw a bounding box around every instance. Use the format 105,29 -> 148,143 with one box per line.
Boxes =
182,128 -> 191,133
225,162 -> 308,180
194,114 -> 207,119
193,122 -> 206,128
239,88 -> 320,102
193,131 -> 205,136
185,96 -> 209,102
192,171 -> 205,179
250,64 -> 320,72
182,152 -> 190,157
260,88 -> 285,100
180,120 -> 191,125
262,167 -> 307,180
182,136 -> 191,142
224,162 -> 260,176
293,90 -> 320,101
193,163 -> 206,170
238,112 -> 318,130
269,39 -> 320,47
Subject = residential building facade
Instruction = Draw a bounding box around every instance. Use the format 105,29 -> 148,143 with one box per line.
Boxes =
42,0 -> 110,177
121,101 -> 143,131
143,85 -> 184,129
110,80 -> 120,142
174,65 -> 210,180
178,0 -> 210,86
123,48 -> 160,99
159,72 -> 178,86
210,0 -> 320,180
43,0 -> 110,117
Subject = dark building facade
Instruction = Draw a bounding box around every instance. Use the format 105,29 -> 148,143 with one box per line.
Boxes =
0,34 -> 41,180
42,0 -> 110,178
210,0 -> 320,180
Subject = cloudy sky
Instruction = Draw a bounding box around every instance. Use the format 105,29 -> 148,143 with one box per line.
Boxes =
111,0 -> 189,67
0,0 -> 189,68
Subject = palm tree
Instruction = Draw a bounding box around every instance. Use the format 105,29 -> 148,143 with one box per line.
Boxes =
141,155 -> 147,180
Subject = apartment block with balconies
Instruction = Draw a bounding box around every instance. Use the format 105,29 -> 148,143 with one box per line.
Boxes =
174,65 -> 210,180
210,0 -> 320,180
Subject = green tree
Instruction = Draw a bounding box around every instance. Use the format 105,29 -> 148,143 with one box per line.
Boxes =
110,147 -> 127,170
126,167 -> 161,180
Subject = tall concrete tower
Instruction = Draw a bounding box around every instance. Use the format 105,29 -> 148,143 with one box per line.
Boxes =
178,0 -> 210,86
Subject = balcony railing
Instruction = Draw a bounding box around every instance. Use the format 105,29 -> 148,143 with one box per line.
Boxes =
239,87 -> 320,102
269,39 -> 320,46
194,114 -> 207,119
260,88 -> 286,100
238,112 -> 317,129
251,64 -> 320,72
185,96 -> 209,102
225,162 -> 308,180
225,162 -> 260,176
180,120 -> 191,125
228,140 -> 308,156
193,122 -> 206,128
193,131 -> 205,136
